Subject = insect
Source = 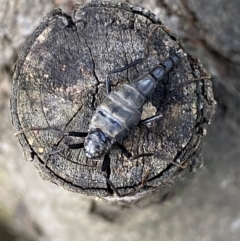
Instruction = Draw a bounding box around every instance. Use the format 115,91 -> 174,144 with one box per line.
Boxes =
62,50 -> 182,196
24,25 -> 210,197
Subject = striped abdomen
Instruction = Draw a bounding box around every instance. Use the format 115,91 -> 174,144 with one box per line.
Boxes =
89,73 -> 157,140
89,52 -> 181,141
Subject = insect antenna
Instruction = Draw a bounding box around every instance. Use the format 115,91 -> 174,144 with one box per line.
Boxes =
143,24 -> 164,59
15,127 -> 88,137
15,127 -> 87,156
46,143 -> 84,156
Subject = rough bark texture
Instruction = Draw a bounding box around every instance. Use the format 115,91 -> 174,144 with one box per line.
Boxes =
1,0 -> 240,241
11,1 -> 215,201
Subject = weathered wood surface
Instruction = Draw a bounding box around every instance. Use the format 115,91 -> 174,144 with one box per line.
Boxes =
11,1 -> 215,200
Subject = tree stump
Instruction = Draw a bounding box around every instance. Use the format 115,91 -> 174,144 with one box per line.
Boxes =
10,1 -> 216,203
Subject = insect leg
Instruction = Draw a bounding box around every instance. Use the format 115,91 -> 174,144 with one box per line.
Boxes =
105,58 -> 144,94
105,76 -> 111,94
20,127 -> 88,137
68,132 -> 88,137
116,142 -> 153,160
47,142 -> 84,155
67,143 -> 84,149
116,142 -> 132,159
108,58 -> 144,75
102,153 -> 121,197
139,115 -> 162,125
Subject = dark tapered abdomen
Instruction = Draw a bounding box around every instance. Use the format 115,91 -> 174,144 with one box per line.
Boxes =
89,53 -> 181,140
